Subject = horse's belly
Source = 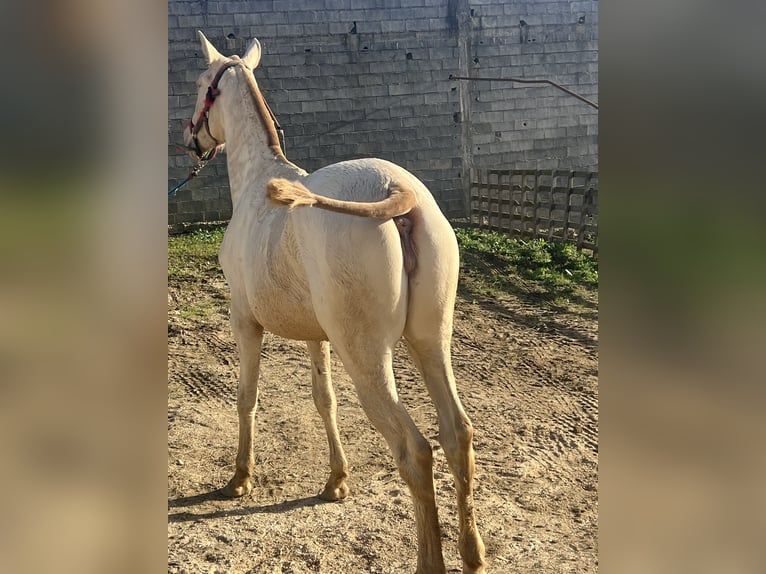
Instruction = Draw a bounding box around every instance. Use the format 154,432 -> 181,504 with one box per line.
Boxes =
251,290 -> 326,341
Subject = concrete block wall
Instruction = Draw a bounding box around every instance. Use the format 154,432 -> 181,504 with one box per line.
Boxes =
467,0 -> 599,171
168,0 -> 598,225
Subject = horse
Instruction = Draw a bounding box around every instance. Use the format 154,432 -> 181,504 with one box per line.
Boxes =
180,32 -> 486,573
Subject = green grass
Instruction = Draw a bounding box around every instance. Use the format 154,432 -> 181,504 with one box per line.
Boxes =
168,225 -> 597,307
454,227 -> 598,305
177,305 -> 216,319
168,227 -> 225,279
168,227 -> 229,322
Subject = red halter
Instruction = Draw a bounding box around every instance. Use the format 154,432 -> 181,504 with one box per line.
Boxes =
187,56 -> 243,159
185,55 -> 285,159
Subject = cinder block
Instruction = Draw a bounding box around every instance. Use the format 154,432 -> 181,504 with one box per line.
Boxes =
247,1 -> 278,13
566,126 -> 587,137
315,111 -> 343,123
508,139 -> 534,152
358,73 -> 383,87
323,0 -> 352,10
177,15 -> 206,28
565,145 -> 589,157
303,22 -> 331,35
381,20 -> 407,33
178,199 -> 205,214
276,24 -> 306,37
233,13 -> 262,27
389,105 -> 414,118
543,127 -> 568,139
168,2 -> 192,16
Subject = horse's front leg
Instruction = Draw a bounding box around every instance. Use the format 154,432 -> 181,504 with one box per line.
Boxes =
222,314 -> 264,497
306,340 -> 349,501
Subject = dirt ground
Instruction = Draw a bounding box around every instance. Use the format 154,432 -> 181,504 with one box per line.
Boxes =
167,242 -> 598,573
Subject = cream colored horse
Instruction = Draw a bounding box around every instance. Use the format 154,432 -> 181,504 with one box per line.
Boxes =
182,32 -> 486,574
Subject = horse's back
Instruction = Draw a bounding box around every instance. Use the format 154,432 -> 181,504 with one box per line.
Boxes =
302,157 -> 456,250
304,158 -> 424,203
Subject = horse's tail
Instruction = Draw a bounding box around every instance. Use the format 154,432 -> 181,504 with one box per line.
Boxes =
266,178 -> 416,219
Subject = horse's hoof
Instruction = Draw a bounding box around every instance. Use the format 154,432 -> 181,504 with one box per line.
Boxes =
318,482 -> 349,502
221,478 -> 252,498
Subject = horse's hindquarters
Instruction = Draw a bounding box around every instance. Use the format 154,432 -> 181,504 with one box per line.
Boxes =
294,210 -> 409,350
403,205 -> 460,344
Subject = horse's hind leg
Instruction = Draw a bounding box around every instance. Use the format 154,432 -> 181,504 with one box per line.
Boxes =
335,345 -> 446,574
403,216 -> 486,573
306,340 -> 349,501
405,337 -> 486,574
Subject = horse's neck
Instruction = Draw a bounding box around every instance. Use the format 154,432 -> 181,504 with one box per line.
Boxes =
220,74 -> 305,208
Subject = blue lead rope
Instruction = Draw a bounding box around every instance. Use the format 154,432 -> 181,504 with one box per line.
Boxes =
168,177 -> 193,197
168,149 -> 214,198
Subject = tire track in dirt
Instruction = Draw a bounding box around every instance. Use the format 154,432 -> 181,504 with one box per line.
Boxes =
449,297 -> 599,528
169,325 -> 240,406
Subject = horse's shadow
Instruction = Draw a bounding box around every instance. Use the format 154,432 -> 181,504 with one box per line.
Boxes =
168,489 -> 331,523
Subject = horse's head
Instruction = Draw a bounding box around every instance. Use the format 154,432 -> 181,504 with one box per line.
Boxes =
182,31 -> 262,160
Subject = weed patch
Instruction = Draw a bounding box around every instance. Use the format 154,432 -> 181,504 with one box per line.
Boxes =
168,227 -> 225,280
167,226 -> 597,310
455,228 -> 597,305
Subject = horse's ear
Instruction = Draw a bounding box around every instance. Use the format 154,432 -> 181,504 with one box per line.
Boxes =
197,30 -> 224,65
242,38 -> 262,69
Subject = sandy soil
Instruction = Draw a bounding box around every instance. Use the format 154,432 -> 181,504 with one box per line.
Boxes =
168,249 -> 598,573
